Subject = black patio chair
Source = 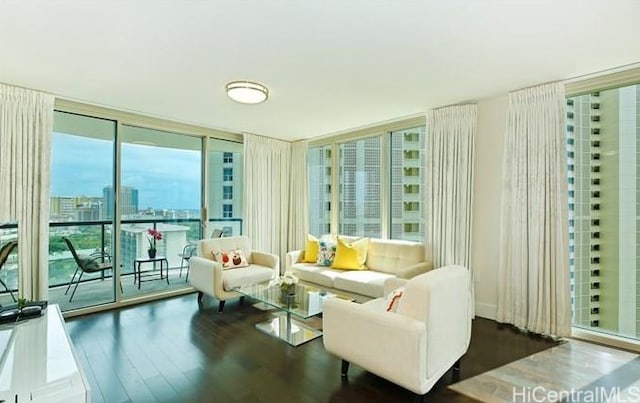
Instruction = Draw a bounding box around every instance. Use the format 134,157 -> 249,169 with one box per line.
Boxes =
0,241 -> 18,302
63,237 -> 114,302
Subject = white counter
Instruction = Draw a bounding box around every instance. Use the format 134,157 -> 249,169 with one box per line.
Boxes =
0,304 -> 90,403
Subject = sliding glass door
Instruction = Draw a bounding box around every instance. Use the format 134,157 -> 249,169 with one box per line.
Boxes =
120,125 -> 202,299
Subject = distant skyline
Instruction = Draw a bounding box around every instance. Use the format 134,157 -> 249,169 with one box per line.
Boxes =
51,132 -> 201,210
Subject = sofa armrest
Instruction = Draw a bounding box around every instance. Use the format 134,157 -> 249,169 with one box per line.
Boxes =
323,298 -> 426,393
285,249 -> 304,272
251,251 -> 280,277
396,261 -> 433,279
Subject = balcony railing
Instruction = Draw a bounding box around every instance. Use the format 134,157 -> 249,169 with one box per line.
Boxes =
0,218 -> 243,307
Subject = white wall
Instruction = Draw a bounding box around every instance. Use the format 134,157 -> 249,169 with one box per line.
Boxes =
471,94 -> 508,320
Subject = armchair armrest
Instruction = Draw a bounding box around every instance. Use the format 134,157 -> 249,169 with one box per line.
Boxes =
251,251 -> 280,277
384,277 -> 408,295
189,256 -> 225,297
285,249 -> 303,272
323,298 -> 426,393
396,261 -> 433,279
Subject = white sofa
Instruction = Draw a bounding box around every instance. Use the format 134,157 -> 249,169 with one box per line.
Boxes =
189,236 -> 279,312
323,265 -> 472,397
286,237 -> 432,301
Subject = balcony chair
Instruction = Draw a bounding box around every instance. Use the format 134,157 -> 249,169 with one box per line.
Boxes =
0,240 -> 18,302
178,243 -> 198,282
189,235 -> 279,312
322,265 -> 472,401
63,237 -> 114,302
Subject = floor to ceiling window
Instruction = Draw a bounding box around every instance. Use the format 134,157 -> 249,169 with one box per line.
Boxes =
308,119 -> 426,240
49,111 -> 117,311
567,81 -> 640,341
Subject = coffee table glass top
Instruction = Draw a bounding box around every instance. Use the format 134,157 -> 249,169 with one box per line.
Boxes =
234,281 -> 350,319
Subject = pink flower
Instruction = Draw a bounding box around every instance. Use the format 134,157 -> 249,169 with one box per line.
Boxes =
147,228 -> 162,249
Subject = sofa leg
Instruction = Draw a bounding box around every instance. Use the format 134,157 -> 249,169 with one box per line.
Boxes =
218,300 -> 225,312
197,291 -> 203,304
341,360 -> 349,377
453,358 -> 461,371
414,393 -> 426,403
239,296 -> 245,305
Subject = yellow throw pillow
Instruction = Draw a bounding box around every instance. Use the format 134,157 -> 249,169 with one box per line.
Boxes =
331,236 -> 369,270
303,234 -> 320,263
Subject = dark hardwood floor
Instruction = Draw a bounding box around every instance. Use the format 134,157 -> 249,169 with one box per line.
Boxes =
66,293 -> 559,403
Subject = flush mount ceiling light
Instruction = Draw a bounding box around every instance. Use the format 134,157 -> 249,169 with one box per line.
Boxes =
226,81 -> 269,104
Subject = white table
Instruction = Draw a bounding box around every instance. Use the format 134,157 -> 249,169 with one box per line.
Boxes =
0,304 -> 90,403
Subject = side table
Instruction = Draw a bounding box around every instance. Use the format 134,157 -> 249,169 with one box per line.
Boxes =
134,256 -> 170,289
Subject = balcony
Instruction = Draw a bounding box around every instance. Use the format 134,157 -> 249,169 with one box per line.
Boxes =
0,217 -> 243,312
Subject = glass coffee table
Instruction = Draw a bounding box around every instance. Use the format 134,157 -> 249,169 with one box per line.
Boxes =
234,281 -> 351,346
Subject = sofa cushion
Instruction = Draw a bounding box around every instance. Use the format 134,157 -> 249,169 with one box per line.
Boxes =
222,265 -> 274,291
213,249 -> 249,270
316,238 -> 337,266
304,234 -> 320,263
365,238 -> 425,274
290,263 -> 342,288
199,235 -> 252,263
332,237 -> 369,270
333,270 -> 396,298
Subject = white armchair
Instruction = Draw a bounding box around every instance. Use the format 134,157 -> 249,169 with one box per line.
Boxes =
189,235 -> 280,312
322,265 -> 472,399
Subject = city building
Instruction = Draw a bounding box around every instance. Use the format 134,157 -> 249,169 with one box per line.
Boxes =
50,196 -> 103,222
103,185 -> 139,219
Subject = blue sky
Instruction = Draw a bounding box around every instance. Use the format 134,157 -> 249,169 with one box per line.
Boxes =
51,133 -> 201,210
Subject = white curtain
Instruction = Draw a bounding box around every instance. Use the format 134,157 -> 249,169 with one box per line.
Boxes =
287,140 -> 308,253
497,82 -> 570,337
0,83 -> 54,300
243,134 -> 291,263
427,104 -> 477,269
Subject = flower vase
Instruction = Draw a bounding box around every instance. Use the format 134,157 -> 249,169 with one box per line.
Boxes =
280,285 -> 296,304
148,248 -> 157,259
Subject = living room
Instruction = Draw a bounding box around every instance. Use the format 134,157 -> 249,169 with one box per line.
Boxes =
1,1 -> 640,402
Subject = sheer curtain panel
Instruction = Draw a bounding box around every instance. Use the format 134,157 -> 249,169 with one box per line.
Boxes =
427,104 -> 477,269
287,140 -> 309,253
497,82 -> 570,337
0,83 -> 54,300
243,134 -> 291,262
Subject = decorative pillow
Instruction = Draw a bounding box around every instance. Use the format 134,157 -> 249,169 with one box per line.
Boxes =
211,249 -> 249,270
316,238 -> 337,267
303,234 -> 320,263
385,287 -> 405,313
331,236 -> 369,270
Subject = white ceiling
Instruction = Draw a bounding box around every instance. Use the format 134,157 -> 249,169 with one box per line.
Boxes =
1,1 -> 640,141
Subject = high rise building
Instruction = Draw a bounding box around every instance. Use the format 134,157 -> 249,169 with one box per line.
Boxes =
208,150 -> 243,236
567,84 -> 640,338
390,127 -> 426,242
102,185 -> 139,219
